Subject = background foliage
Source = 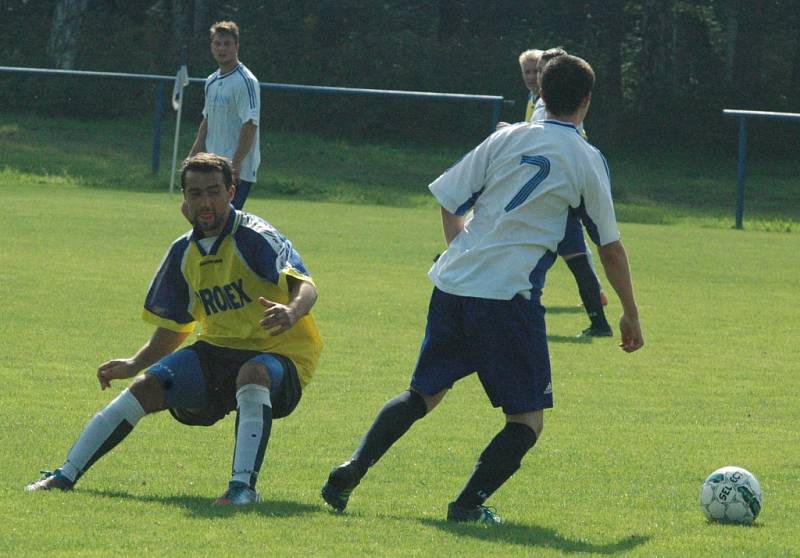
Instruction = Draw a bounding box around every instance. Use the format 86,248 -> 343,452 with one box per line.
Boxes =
3,0 -> 800,151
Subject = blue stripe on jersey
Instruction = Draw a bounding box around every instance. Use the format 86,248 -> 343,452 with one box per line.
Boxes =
527,250 -> 557,299
234,213 -> 309,283
236,67 -> 257,110
574,200 -> 601,246
144,236 -> 194,324
454,186 -> 485,216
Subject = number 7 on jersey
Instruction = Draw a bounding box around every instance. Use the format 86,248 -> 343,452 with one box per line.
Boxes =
505,155 -> 551,212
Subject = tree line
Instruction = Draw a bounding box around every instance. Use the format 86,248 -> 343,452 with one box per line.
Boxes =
3,0 -> 800,152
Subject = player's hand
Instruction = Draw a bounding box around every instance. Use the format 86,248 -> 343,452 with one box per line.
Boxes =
258,297 -> 298,336
618,313 -> 644,353
97,359 -> 138,390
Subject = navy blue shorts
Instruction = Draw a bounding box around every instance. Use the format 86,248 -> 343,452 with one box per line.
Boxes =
410,288 -> 553,414
147,341 -> 302,426
232,180 -> 253,210
557,210 -> 587,256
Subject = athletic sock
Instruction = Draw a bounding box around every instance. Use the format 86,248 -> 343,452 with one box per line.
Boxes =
231,384 -> 272,489
60,389 -> 146,483
566,254 -> 610,328
454,422 -> 538,508
350,389 -> 428,476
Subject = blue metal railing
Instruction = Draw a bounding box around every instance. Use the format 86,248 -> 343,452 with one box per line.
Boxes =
722,109 -> 800,229
0,65 -> 504,173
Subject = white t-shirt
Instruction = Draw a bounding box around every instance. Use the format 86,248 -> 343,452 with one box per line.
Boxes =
428,120 -> 619,300
203,63 -> 261,183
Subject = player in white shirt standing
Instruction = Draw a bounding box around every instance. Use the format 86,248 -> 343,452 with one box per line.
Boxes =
189,20 -> 260,210
321,55 -> 644,524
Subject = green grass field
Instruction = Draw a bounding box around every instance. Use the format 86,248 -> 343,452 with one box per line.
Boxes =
1,114 -> 799,556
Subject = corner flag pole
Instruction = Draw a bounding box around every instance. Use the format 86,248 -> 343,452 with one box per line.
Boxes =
169,46 -> 189,194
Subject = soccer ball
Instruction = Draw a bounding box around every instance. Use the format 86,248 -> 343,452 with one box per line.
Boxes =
699,466 -> 763,524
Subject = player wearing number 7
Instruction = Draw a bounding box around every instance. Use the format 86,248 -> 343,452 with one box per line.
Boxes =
27,153 -> 322,505
321,55 -> 643,524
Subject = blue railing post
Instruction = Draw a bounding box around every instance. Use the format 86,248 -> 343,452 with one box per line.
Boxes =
735,116 -> 747,229
151,81 -> 165,174
489,98 -> 502,133
723,109 -> 800,229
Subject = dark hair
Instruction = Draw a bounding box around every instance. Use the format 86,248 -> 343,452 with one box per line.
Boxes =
540,55 -> 595,117
180,153 -> 234,190
210,20 -> 239,43
539,47 -> 568,67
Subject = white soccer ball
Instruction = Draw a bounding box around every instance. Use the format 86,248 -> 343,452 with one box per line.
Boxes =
699,466 -> 763,524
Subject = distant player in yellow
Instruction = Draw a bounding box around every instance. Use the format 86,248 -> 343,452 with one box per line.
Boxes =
496,49 -> 542,128
520,49 -> 543,122
27,153 -> 322,505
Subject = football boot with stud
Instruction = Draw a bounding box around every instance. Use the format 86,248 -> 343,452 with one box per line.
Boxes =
213,480 -> 261,506
321,460 -> 363,512
446,502 -> 503,525
25,469 -> 74,492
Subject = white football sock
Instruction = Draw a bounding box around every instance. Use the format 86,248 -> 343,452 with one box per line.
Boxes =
231,384 -> 272,487
61,389 -> 145,482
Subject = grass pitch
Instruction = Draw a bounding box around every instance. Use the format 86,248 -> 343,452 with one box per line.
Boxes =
1,115 -> 799,556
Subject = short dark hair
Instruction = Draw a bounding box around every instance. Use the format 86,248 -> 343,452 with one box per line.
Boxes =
210,20 -> 239,43
180,153 -> 233,190
539,46 -> 568,67
540,55 -> 595,117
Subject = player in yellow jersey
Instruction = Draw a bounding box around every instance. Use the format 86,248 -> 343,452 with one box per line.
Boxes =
496,49 -> 543,129
27,153 -> 322,505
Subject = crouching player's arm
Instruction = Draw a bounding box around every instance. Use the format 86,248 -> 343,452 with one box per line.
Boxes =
97,328 -> 190,390
597,240 -> 644,353
259,276 -> 318,336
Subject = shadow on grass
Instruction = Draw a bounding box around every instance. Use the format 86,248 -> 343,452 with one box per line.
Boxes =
545,305 -> 583,315
83,488 -> 319,519
547,334 -> 592,345
419,518 -> 650,554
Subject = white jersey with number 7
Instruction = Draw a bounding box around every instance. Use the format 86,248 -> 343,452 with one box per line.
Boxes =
428,120 -> 619,301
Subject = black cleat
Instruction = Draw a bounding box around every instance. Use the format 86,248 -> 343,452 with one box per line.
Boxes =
579,325 -> 613,337
321,461 -> 362,512
447,502 -> 503,524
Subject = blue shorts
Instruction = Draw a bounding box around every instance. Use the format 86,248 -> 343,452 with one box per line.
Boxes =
232,180 -> 253,210
146,341 -> 301,426
557,210 -> 587,256
410,288 -> 553,414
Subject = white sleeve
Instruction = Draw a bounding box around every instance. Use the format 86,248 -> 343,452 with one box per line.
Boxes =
236,75 -> 260,126
581,152 -> 620,245
428,134 -> 495,215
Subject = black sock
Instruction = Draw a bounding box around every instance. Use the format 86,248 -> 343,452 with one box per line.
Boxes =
566,254 -> 609,328
454,422 -> 537,508
351,390 -> 427,475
